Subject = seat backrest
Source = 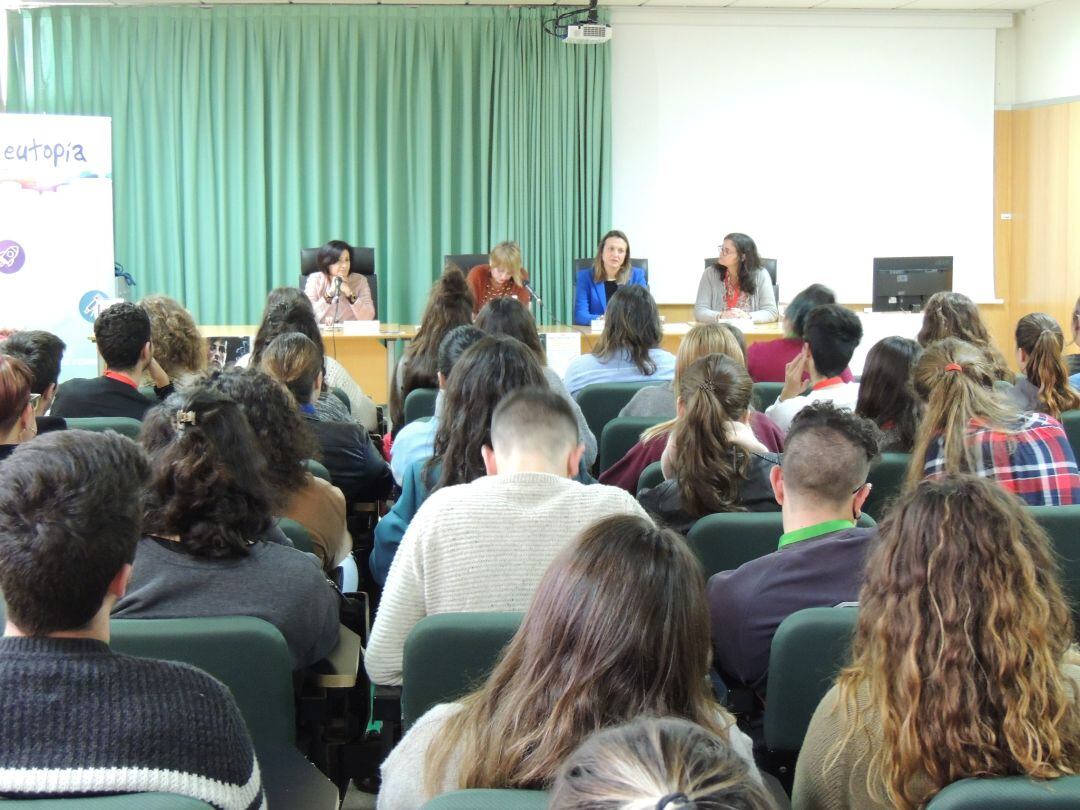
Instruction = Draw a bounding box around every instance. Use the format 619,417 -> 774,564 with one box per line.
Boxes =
328,386 -> 351,412
304,457 -> 332,483
299,245 -> 378,314
66,416 -> 143,439
421,789 -> 550,810
598,416 -> 665,474
576,382 -> 666,452
637,460 -> 664,495
1030,504 -> 1080,634
402,612 -> 523,730
702,257 -> 778,302
110,616 -> 297,750
687,513 -> 876,581
572,257 -> 650,285
277,517 -> 316,555
751,381 -> 784,411
1060,409 -> 1080,459
927,775 -> 1080,809
764,606 -> 858,756
403,387 -> 439,426
863,452 -> 913,521
0,796 -> 214,809
444,253 -> 490,276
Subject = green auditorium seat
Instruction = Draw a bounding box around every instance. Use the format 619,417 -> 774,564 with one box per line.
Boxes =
1059,409 -> 1080,459
402,612 -> 523,730
927,775 -> 1080,809
304,458 -> 332,483
404,387 -> 439,426
575,382 -> 665,460
751,381 -> 784,412
686,512 -> 876,580
277,517 -> 316,555
66,416 -> 142,440
110,616 -> 339,809
329,386 -> 351,412
637,461 -> 664,495
421,789 -> 549,809
862,452 -> 912,521
597,416 -> 664,474
1029,504 -> 1080,635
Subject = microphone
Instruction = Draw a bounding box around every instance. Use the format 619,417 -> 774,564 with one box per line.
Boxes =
523,280 -> 544,309
332,276 -> 343,300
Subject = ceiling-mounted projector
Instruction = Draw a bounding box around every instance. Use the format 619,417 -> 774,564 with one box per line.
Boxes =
564,23 -> 613,45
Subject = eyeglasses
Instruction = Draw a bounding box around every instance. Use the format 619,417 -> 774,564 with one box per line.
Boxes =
718,246 -> 736,257
28,393 -> 42,410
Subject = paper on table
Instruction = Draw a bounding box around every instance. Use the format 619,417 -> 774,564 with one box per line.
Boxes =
716,317 -> 752,330
544,331 -> 582,378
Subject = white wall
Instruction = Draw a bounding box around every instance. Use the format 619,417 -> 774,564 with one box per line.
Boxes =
1013,0 -> 1080,106
610,9 -> 1005,307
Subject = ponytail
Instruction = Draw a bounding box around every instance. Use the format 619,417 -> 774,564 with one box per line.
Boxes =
1016,313 -> 1080,419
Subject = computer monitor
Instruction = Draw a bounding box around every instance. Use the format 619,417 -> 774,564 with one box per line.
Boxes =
872,256 -> 953,312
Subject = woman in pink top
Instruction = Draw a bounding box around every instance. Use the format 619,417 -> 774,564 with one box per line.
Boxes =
304,240 -> 376,324
747,283 -> 854,383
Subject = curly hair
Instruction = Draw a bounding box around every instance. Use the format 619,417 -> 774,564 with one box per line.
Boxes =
917,292 -> 1012,382
829,474 -> 1080,808
196,368 -> 319,510
592,285 -> 663,375
140,389 -> 273,558
93,301 -> 150,370
140,295 -> 207,380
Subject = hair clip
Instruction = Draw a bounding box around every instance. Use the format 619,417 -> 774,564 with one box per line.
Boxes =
173,409 -> 197,432
698,381 -> 715,392
656,793 -> 689,810
943,363 -> 963,373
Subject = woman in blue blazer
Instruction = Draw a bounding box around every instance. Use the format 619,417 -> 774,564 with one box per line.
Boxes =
574,230 -> 648,326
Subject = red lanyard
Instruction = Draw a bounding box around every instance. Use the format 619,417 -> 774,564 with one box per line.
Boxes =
812,376 -> 844,391
103,370 -> 138,389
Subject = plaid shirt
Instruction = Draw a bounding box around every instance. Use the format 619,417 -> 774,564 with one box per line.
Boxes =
922,413 -> 1080,506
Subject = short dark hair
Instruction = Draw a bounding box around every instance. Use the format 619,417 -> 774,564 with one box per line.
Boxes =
785,283 -> 837,339
490,387 -> 578,457
803,304 -> 863,377
437,325 -> 485,379
93,302 -> 151,370
141,389 -> 273,558
0,430 -> 149,634
783,402 -> 881,504
317,240 -> 352,275
0,330 -> 66,393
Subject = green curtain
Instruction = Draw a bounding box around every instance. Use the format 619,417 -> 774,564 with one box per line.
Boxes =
5,5 -> 610,325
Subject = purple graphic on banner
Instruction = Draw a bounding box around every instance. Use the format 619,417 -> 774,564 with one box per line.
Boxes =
0,241 -> 26,274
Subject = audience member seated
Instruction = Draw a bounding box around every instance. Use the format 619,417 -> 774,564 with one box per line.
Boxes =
389,266 -> 474,431
746,283 -> 854,384
552,717 -> 775,810
602,323 -> 783,494
708,403 -> 879,692
563,285 -> 676,396
0,355 -> 38,462
793,475 -> 1080,810
201,367 -> 351,573
370,335 -> 548,586
139,295 -> 208,383
573,229 -> 648,326
854,337 -> 923,453
51,302 -> 174,420
1069,295 -> 1080,377
390,325 -> 483,485
246,287 -> 378,430
0,329 -> 67,434
377,514 -> 761,808
475,297 -> 597,467
1008,312 -> 1080,418
765,304 -> 863,433
917,290 -> 1013,384
366,388 -> 649,686
465,240 -> 531,317
909,338 -> 1080,506
112,389 -> 340,669
639,354 -> 780,534
0,430 -> 263,806
303,239 -> 376,323
694,232 -> 779,325
260,332 -> 393,508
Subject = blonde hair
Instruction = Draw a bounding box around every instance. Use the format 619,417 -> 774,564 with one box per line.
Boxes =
642,323 -> 747,443
828,474 -> 1080,809
1015,312 -> 1080,419
140,295 -> 207,380
551,716 -> 774,810
489,241 -> 524,287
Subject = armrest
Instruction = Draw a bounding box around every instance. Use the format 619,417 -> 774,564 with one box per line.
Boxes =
308,624 -> 361,689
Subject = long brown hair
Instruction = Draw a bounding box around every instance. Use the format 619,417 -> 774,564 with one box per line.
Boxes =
423,514 -> 736,794
829,474 -> 1080,809
1016,313 -> 1080,418
916,292 -> 1012,382
642,324 -> 747,443
906,338 -> 1019,490
592,285 -> 663,375
591,230 -> 632,285
713,232 -> 760,297
474,297 -> 545,365
672,354 -> 754,517
389,266 -> 474,427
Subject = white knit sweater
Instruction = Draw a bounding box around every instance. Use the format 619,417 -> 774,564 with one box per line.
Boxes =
364,472 -> 649,686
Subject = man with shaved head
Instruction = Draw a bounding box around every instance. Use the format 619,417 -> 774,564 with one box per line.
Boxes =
708,401 -> 881,691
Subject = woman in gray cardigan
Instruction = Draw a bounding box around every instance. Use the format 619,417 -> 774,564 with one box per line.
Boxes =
694,233 -> 778,324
